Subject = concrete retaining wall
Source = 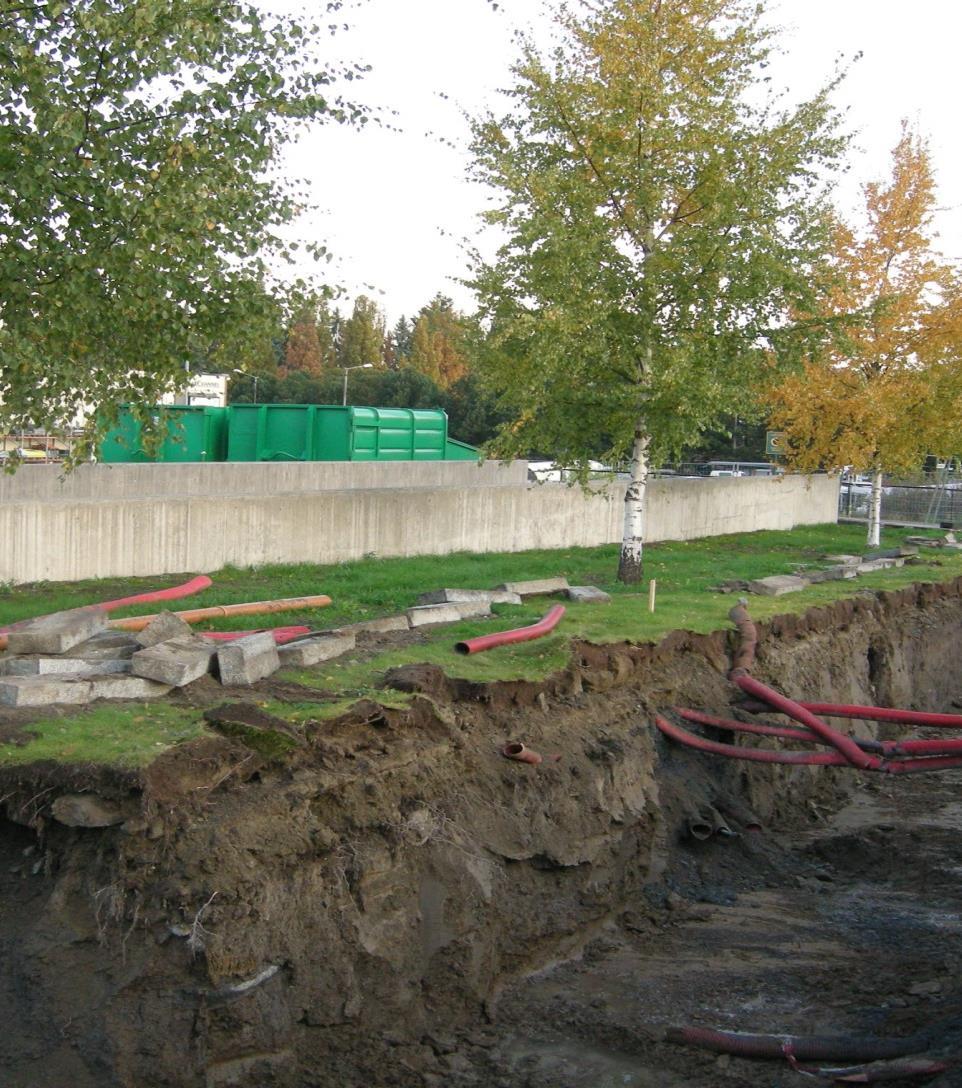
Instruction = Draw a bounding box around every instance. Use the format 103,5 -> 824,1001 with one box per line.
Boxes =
0,466 -> 838,584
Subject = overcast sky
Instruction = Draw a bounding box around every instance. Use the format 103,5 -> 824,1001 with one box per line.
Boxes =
279,0 -> 962,324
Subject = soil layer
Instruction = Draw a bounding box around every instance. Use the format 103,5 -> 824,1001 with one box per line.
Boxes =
1,579 -> 962,1087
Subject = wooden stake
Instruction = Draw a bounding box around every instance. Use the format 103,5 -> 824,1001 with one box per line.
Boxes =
648,579 -> 657,613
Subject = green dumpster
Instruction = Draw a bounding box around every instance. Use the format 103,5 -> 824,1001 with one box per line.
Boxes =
99,406 -> 228,463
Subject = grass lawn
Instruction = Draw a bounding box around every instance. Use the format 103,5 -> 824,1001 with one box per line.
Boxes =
1,522 -> 960,767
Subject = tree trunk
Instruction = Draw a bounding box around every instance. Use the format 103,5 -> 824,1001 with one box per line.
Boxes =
618,423 -> 649,584
867,468 -> 883,547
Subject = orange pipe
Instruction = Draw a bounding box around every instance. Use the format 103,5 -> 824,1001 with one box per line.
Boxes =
108,595 -> 332,632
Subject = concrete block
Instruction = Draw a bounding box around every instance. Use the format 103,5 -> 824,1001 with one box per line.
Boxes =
747,575 -> 808,597
334,614 -> 410,636
804,565 -> 858,584
566,585 -> 611,603
406,601 -> 492,627
496,577 -> 570,597
70,629 -> 140,658
131,637 -> 217,687
0,656 -> 132,677
823,554 -> 862,566
857,557 -> 903,574
135,610 -> 194,647
7,608 -> 107,655
278,633 -> 356,668
417,588 -> 523,606
89,674 -> 172,700
51,794 -> 125,828
217,632 -> 280,687
0,676 -> 93,707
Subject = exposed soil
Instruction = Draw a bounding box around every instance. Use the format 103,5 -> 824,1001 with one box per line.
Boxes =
1,579 -> 962,1087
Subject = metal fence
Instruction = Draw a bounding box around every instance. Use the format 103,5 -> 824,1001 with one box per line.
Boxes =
839,480 -> 962,528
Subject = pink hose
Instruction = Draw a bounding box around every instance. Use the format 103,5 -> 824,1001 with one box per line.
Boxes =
655,714 -> 849,766
666,1024 -> 928,1062
0,574 -> 214,650
200,626 -> 310,644
454,604 -> 565,655
734,674 -> 883,771
793,702 -> 962,729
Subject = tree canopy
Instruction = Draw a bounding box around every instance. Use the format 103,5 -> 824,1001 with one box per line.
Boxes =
766,125 -> 962,543
0,0 -> 365,454
467,0 -> 847,580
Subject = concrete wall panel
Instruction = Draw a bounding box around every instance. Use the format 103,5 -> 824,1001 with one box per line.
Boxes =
0,471 -> 838,584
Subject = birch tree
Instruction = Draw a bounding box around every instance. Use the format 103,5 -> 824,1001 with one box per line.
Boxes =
767,125 -> 962,546
467,0 -> 847,582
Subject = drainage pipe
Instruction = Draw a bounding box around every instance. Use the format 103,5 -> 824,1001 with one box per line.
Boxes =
454,604 -> 565,655
501,742 -> 543,765
728,600 -> 757,677
665,1025 -> 927,1063
0,574 -> 214,650
109,595 -> 333,632
792,1056 -> 950,1082
733,674 -> 883,771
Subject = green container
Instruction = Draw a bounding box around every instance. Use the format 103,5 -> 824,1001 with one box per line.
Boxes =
226,404 -> 470,462
444,438 -> 480,462
99,406 -> 228,463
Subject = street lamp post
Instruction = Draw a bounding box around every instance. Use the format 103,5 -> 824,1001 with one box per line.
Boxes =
341,363 -> 374,406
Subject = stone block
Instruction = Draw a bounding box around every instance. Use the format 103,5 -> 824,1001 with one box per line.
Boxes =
217,632 -> 280,687
823,554 -> 862,565
747,575 -> 808,597
406,601 -> 491,627
804,565 -> 858,584
135,610 -> 194,648
417,588 -> 523,606
89,674 -> 172,701
0,676 -> 93,707
278,633 -> 356,668
857,557 -> 903,574
52,794 -> 125,828
0,656 -> 132,677
7,608 -> 107,655
496,577 -> 570,597
334,615 -> 410,636
566,585 -> 611,603
70,629 -> 141,658
131,637 -> 217,687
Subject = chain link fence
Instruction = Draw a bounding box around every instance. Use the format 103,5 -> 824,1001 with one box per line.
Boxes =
839,480 -> 962,529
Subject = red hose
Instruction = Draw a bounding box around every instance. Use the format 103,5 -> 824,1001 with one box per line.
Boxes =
666,1025 -> 927,1062
0,574 -> 214,650
200,626 -> 310,644
91,574 -> 213,613
454,604 -> 566,655
794,702 -> 962,730
734,674 -> 883,771
655,714 -> 849,766
675,707 -> 859,748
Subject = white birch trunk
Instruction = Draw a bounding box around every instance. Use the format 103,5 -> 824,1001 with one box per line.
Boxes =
867,468 -> 883,547
618,423 -> 649,584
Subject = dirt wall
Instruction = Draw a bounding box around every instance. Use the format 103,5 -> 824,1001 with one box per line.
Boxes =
1,578 -> 960,1088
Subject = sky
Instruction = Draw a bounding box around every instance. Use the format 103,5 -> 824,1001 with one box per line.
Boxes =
278,0 -> 962,325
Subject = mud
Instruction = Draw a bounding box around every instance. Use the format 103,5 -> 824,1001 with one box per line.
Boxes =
1,579 -> 961,1087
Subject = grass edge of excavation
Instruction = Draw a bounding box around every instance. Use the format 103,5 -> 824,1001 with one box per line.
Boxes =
1,524 -> 959,769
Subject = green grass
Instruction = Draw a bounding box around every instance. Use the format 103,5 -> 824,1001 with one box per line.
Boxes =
0,703 -> 205,768
1,523 -> 959,768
